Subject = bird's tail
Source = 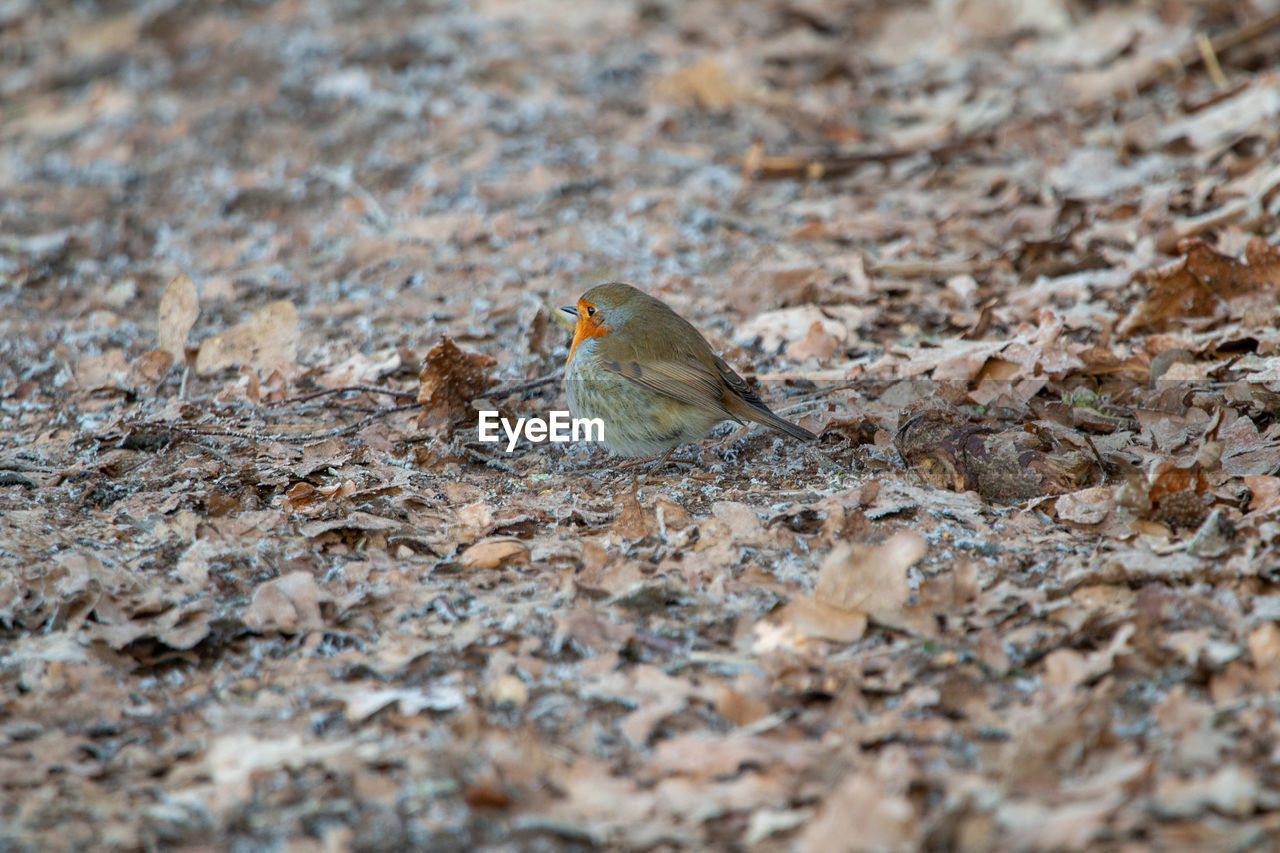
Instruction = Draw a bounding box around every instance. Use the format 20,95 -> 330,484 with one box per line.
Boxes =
729,396 -> 817,442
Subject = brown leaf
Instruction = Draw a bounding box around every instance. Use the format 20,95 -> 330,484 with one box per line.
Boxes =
613,492 -> 656,540
552,607 -> 635,656
895,403 -> 1094,501
463,775 -> 513,810
86,602 -> 213,652
134,348 -> 175,385
1119,238 -> 1280,336
74,349 -> 134,391
1153,765 -> 1258,818
459,538 -> 529,570
195,300 -> 299,374
815,531 -> 932,637
282,480 -> 355,512
415,334 -> 497,428
774,595 -> 868,644
798,771 -> 919,852
734,304 -> 851,352
1043,623 -> 1135,689
714,685 -> 769,727
1055,487 -> 1116,526
243,571 -> 324,633
785,320 -> 841,360
653,58 -> 747,111
157,273 -> 199,360
1247,622 -> 1280,671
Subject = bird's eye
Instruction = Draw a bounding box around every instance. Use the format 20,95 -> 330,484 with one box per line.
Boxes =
586,305 -> 596,317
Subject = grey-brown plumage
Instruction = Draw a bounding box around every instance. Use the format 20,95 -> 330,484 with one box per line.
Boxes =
563,282 -> 816,456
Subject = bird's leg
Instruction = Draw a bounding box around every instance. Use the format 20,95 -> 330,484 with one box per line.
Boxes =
615,446 -> 681,494
638,446 -> 678,486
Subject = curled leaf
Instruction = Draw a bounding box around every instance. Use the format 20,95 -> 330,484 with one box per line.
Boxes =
416,334 -> 498,429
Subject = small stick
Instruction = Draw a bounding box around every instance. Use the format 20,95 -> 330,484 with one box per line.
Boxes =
1195,33 -> 1230,90
134,402 -> 418,445
263,384 -> 416,406
464,445 -> 518,474
1142,10 -> 1280,95
486,372 -> 561,398
311,166 -> 391,231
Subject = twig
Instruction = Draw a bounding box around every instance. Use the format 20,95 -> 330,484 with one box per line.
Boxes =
735,132 -> 993,181
771,381 -> 861,415
1144,10 -> 1280,96
1186,11 -> 1280,65
263,384 -> 416,406
134,402 -> 418,445
126,372 -> 560,451
487,372 -> 562,398
311,165 -> 391,231
1195,33 -> 1230,91
869,258 -> 981,279
260,372 -> 560,412
463,445 -> 519,474
1155,198 -> 1256,253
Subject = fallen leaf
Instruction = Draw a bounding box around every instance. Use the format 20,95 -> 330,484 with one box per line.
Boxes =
133,348 -> 175,385
813,531 -> 932,637
734,305 -> 850,353
798,771 -> 919,852
1056,487 -> 1115,525
459,538 -> 530,570
1153,764 -> 1258,818
1119,238 -> 1280,337
653,58 -> 747,111
1247,622 -> 1280,671
195,300 -> 299,374
157,273 -> 199,360
773,595 -> 867,644
416,334 -> 497,428
75,349 -> 134,391
785,320 -> 842,361
243,571 -> 324,633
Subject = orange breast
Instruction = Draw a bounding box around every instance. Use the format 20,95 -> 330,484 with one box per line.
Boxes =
568,315 -> 612,365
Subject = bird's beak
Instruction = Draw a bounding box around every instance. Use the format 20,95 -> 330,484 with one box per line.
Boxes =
560,305 -> 578,317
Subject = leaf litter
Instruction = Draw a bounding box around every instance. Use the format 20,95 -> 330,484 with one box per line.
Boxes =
3,1 -> 1280,850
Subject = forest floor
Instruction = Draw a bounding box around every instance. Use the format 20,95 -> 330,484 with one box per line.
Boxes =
4,0 -> 1280,850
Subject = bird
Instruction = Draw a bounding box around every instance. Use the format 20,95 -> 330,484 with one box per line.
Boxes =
561,282 -> 816,461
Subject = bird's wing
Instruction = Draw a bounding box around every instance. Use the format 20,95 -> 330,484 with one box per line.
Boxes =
712,355 -> 768,408
601,357 -> 739,420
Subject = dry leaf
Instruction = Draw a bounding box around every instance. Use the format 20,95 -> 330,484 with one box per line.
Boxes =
896,403 -> 1094,501
653,58 -> 746,111
157,273 -> 199,360
798,771 -> 919,852
774,595 -> 868,644
786,320 -> 842,361
1119,238 -> 1280,337
134,348 -> 175,385
416,334 -> 498,428
811,531 -> 932,637
1056,487 -> 1115,525
195,300 -> 299,374
459,538 -> 529,570
734,305 -> 850,353
74,349 -> 134,391
243,571 -> 324,633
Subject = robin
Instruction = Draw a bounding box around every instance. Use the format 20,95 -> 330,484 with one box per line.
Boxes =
562,282 -> 816,459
